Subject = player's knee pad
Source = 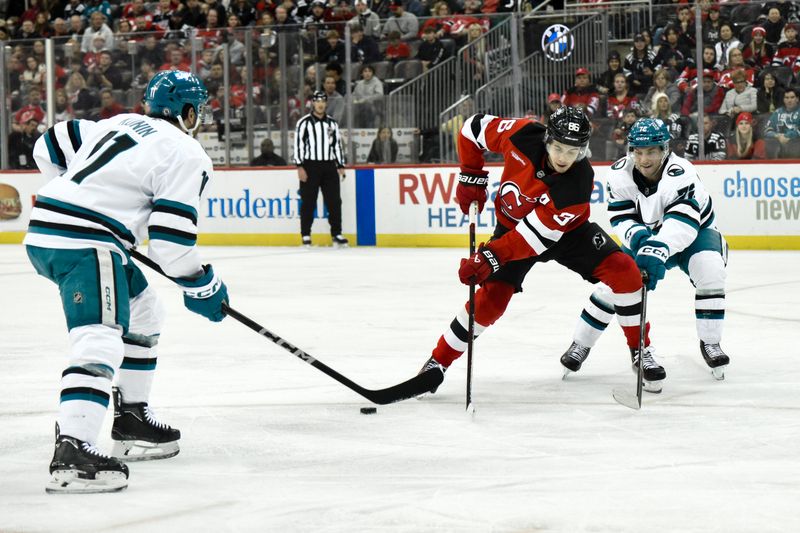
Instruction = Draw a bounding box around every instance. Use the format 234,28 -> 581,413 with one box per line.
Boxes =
593,251 -> 642,294
473,281 -> 515,327
68,324 -> 124,371
127,286 -> 165,343
688,251 -> 726,290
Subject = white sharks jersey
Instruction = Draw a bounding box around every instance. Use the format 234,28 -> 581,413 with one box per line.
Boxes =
606,152 -> 716,257
24,114 -> 213,279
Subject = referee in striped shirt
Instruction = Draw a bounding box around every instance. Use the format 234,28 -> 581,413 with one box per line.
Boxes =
294,90 -> 348,247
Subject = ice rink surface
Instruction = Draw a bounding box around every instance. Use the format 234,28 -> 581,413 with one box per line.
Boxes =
1,244 -> 799,533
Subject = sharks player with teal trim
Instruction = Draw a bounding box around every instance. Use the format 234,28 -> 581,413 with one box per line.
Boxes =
25,70 -> 228,494
561,118 -> 730,390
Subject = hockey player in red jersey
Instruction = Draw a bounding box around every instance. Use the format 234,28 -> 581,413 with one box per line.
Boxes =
419,106 -> 651,390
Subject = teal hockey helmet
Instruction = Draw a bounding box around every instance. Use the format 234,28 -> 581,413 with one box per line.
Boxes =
627,118 -> 671,153
144,70 -> 209,133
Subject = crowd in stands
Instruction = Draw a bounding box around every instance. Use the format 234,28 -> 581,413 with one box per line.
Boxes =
558,1 -> 800,161
2,1 -> 800,167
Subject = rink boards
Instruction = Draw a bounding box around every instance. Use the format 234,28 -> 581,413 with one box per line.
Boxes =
1,160 -> 799,249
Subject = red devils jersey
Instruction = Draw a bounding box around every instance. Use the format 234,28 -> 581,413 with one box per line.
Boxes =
458,114 -> 595,263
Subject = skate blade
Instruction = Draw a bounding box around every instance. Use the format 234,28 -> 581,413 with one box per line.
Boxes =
643,380 -> 663,394
46,470 -> 128,494
333,243 -> 349,249
612,388 -> 641,410
710,365 -> 726,381
112,439 -> 179,462
561,367 -> 572,380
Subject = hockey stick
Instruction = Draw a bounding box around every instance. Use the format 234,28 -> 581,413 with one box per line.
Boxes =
129,249 -> 443,405
612,272 -> 648,410
466,201 -> 478,415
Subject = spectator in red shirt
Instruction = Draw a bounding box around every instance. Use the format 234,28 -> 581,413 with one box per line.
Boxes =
772,22 -> 800,73
159,47 -> 191,72
384,30 -> 411,61
676,45 -> 717,94
96,88 -> 126,120
605,72 -> 638,120
727,111 -> 766,160
562,67 -> 600,118
13,87 -> 46,133
743,26 -> 775,70
681,68 -> 725,121
717,49 -> 757,89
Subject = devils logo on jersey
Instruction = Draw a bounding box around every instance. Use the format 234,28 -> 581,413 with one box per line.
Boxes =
498,181 -> 537,221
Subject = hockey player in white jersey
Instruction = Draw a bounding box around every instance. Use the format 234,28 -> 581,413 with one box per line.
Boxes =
25,70 -> 229,493
560,118 -> 730,391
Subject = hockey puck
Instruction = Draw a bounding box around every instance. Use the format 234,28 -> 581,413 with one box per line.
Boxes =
360,407 -> 377,415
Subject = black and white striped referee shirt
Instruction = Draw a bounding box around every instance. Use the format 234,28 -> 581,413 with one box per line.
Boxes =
293,113 -> 346,167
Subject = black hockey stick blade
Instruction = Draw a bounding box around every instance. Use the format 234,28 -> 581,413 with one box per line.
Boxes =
129,249 -> 443,405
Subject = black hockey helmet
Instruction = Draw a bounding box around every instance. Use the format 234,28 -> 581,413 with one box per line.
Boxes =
311,90 -> 327,102
545,106 -> 592,148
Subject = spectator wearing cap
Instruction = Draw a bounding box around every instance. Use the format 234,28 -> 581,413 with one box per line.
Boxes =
719,69 -> 758,120
717,49 -> 756,90
757,71 -> 785,114
605,72 -> 638,120
763,87 -> 800,158
293,90 -> 348,247
686,114 -> 728,161
348,0 -> 382,39
417,25 -> 449,72
743,26 -> 775,69
303,0 -> 332,35
370,0 -> 393,19
9,114 -> 41,169
642,69 -> 680,114
562,67 -> 600,118
714,23 -> 741,71
625,33 -> 656,98
762,7 -> 787,45
381,0 -> 419,41
727,111 -> 766,160
771,22 -> 800,73
701,3 -> 723,45
80,11 -> 113,53
681,68 -> 725,119
595,50 -> 629,98
676,45 -> 717,94
349,24 -> 382,64
546,93 -> 563,116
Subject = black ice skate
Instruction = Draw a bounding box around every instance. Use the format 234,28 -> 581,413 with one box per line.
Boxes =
630,346 -> 666,393
111,387 -> 180,462
46,425 -> 129,494
416,356 -> 447,398
700,341 -> 729,381
332,234 -> 349,248
301,235 -> 312,248
561,342 -> 591,378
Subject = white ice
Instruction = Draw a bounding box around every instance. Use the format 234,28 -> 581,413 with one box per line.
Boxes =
1,244 -> 799,533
